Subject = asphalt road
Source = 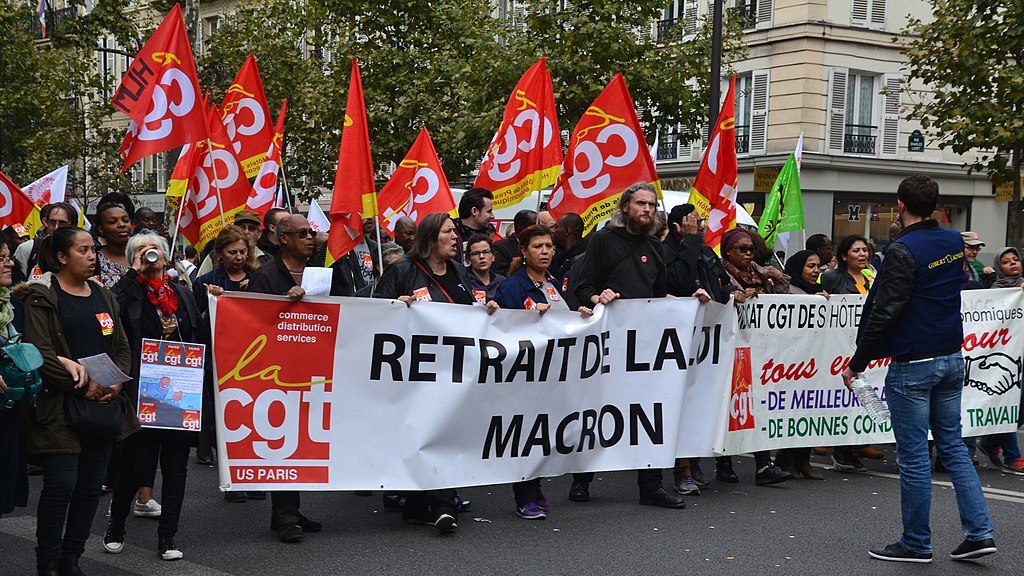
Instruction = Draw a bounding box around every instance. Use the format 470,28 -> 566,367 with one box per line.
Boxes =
3,440 -> 1024,576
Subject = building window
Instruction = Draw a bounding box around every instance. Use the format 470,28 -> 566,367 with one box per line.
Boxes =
852,0 -> 886,29
735,74 -> 752,154
97,36 -> 115,100
657,132 -> 679,161
657,1 -> 698,42
844,73 -> 877,155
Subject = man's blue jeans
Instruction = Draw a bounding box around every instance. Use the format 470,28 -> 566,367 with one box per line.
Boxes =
885,352 -> 993,554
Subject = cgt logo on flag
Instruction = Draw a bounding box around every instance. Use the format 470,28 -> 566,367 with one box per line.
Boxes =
215,297 -> 339,486
728,347 -> 755,431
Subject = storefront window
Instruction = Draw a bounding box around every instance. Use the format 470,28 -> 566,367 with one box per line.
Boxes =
832,195 -> 970,253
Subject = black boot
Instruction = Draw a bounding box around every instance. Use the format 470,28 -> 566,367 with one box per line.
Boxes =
568,480 -> 590,502
36,560 -> 59,576
58,555 -> 85,576
715,458 -> 739,483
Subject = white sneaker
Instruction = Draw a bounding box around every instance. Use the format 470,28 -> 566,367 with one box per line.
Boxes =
133,498 -> 162,518
159,537 -> 183,561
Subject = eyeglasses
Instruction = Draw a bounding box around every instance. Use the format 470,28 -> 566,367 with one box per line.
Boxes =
730,245 -> 754,254
468,249 -> 493,257
287,229 -> 313,238
0,256 -> 11,265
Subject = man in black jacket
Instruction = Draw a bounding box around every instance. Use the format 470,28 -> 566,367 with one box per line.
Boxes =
844,175 -> 995,563
453,188 -> 495,262
570,182 -> 685,509
247,215 -> 324,544
663,204 -> 734,303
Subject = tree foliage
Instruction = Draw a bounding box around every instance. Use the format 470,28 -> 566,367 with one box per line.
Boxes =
903,0 -> 1024,245
201,0 -> 745,201
0,0 -> 146,203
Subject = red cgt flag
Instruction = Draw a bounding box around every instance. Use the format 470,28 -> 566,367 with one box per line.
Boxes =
248,99 -> 288,217
327,59 -> 377,265
220,53 -> 274,178
376,127 -> 455,233
474,58 -> 562,209
0,169 -> 42,236
547,74 -> 660,234
689,76 -> 738,253
113,4 -> 206,171
177,103 -> 254,250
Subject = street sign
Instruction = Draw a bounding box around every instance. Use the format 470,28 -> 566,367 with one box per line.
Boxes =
908,130 -> 925,152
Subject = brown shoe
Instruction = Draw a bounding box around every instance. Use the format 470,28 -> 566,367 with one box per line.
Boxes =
782,464 -> 800,479
854,446 -> 885,460
812,446 -> 828,456
796,461 -> 825,480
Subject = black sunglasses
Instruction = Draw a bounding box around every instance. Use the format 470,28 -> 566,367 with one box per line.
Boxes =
730,245 -> 754,254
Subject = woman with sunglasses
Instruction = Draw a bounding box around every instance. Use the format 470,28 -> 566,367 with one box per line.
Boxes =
717,228 -> 791,486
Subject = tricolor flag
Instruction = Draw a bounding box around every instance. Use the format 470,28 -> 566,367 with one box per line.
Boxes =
37,0 -> 47,39
327,59 -> 377,265
112,4 -> 207,171
689,76 -> 739,253
474,58 -> 562,209
547,74 -> 660,234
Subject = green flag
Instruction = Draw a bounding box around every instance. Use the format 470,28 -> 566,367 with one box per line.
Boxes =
757,151 -> 803,247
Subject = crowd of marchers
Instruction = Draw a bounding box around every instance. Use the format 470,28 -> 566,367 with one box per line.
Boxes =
0,179 -> 1022,574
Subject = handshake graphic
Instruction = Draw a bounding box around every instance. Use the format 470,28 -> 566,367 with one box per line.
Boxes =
965,353 -> 1023,396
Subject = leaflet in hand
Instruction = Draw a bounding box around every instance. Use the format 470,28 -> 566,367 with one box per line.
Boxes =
77,353 -> 131,387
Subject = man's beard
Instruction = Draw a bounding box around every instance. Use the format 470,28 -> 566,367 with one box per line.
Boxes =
626,214 -> 656,236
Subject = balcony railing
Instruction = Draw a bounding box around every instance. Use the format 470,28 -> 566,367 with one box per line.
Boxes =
737,0 -> 757,22
657,135 -> 679,161
735,125 -> 750,154
655,18 -> 680,42
28,6 -> 76,39
843,124 -> 877,154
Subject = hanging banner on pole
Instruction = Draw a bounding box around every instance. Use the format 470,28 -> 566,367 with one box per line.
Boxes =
210,294 -> 735,491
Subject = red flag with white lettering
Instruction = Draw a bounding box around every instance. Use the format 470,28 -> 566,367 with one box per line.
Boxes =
547,74 -> 660,234
113,4 -> 206,171
689,76 -> 738,253
220,54 -> 274,178
327,59 -> 376,265
376,127 -> 455,233
248,99 -> 287,217
474,58 -> 562,209
177,104 -> 254,250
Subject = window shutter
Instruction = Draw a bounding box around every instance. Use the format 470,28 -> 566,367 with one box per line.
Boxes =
690,125 -> 709,162
756,0 -> 773,27
826,68 -> 849,154
880,74 -> 901,157
683,0 -> 699,36
869,0 -> 886,28
749,70 -> 770,156
852,0 -> 868,26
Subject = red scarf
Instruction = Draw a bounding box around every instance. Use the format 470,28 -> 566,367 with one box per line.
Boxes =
137,274 -> 178,316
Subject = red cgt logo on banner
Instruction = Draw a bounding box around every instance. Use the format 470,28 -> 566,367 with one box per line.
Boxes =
214,296 -> 340,487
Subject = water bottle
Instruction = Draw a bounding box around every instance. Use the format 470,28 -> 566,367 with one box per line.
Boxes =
851,376 -> 890,424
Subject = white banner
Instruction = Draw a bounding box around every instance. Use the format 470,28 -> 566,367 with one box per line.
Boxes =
211,294 -> 736,491
718,289 -> 1024,455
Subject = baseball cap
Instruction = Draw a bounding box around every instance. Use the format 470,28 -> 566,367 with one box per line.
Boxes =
961,231 -> 984,247
234,209 -> 261,227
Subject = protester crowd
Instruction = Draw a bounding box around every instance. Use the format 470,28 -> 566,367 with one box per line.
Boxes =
0,179 -> 1022,573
